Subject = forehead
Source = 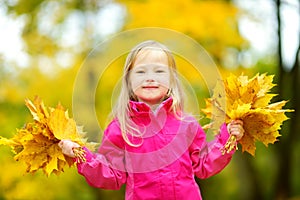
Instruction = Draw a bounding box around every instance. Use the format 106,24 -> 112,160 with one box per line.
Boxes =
134,48 -> 168,66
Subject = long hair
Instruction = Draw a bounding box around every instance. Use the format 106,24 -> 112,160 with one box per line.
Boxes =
112,40 -> 185,146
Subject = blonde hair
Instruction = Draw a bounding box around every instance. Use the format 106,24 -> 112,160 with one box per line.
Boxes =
112,40 -> 185,146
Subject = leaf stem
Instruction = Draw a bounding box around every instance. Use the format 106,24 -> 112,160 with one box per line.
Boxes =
221,134 -> 238,155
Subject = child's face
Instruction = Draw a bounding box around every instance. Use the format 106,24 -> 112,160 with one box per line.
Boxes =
130,49 -> 170,106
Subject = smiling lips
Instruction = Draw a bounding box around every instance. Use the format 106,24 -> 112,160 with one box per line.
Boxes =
142,85 -> 159,89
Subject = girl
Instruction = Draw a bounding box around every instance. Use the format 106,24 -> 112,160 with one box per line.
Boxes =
59,40 -> 244,200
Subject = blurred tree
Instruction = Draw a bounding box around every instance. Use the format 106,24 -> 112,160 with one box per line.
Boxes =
117,0 -> 249,68
273,0 -> 300,199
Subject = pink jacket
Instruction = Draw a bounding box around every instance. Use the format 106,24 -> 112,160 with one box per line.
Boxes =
77,98 -> 234,200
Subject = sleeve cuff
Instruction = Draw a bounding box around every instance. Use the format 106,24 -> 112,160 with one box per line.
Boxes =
217,123 -> 230,145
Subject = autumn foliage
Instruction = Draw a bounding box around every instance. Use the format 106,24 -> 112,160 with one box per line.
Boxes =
202,74 -> 293,156
0,97 -> 96,176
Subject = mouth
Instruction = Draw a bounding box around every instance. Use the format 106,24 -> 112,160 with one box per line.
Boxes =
142,85 -> 159,89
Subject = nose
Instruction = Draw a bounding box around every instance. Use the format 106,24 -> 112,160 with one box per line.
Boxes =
146,78 -> 155,82
145,72 -> 155,82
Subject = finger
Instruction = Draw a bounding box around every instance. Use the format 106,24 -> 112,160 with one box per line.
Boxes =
232,119 -> 243,126
230,126 -> 244,132
232,129 -> 244,139
231,124 -> 244,130
229,125 -> 244,135
58,140 -> 64,148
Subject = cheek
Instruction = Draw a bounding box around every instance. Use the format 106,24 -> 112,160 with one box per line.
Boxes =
130,75 -> 143,91
163,78 -> 170,88
157,74 -> 170,88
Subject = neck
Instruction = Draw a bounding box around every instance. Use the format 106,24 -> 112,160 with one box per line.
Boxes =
149,104 -> 159,112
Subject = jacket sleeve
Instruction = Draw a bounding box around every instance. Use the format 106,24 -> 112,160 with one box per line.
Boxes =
190,123 -> 235,179
76,121 -> 127,190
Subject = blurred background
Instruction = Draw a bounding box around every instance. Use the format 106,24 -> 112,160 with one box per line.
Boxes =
0,0 -> 299,199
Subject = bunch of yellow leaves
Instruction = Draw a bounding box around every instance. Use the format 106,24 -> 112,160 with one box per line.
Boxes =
202,73 -> 293,156
0,96 -> 97,176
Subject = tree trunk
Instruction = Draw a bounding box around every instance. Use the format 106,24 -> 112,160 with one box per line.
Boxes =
274,0 -> 300,199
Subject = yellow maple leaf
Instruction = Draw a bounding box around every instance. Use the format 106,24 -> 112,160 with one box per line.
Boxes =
25,96 -> 49,123
44,144 -> 63,176
253,94 -> 277,108
202,73 -> 293,156
28,152 -> 48,173
239,76 -> 260,104
224,74 -> 242,101
256,74 -> 276,97
227,102 -> 251,120
202,98 -> 228,131
0,136 -> 17,146
48,104 -> 78,141
239,134 -> 256,156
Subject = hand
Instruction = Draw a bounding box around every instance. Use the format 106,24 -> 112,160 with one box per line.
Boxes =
58,139 -> 81,157
227,119 -> 244,141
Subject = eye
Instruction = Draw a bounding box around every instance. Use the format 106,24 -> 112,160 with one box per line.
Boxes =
136,70 -> 145,74
156,70 -> 166,73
